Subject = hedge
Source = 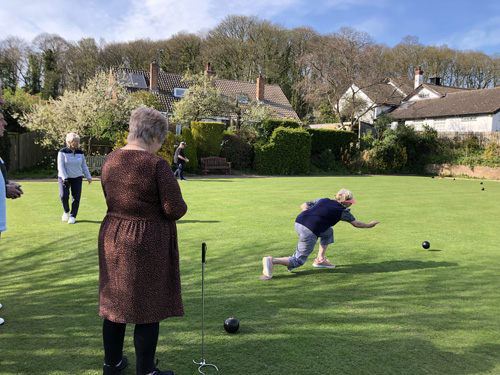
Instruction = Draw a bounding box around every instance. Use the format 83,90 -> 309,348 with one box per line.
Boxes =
259,119 -> 300,141
305,128 -> 357,159
190,121 -> 225,158
254,127 -> 311,175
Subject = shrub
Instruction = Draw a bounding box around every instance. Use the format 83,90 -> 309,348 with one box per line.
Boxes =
191,121 -> 225,158
254,127 -> 311,175
363,143 -> 407,173
220,131 -> 254,170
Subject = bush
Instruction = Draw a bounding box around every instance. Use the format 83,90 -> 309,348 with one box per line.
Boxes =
363,143 -> 407,173
191,121 -> 225,158
220,131 -> 254,170
254,127 -> 311,175
259,119 -> 300,141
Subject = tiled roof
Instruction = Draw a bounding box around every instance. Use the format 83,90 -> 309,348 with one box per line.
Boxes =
214,78 -> 300,121
110,67 -> 299,122
362,83 -> 406,106
390,86 -> 500,120
387,77 -> 414,96
111,67 -> 185,114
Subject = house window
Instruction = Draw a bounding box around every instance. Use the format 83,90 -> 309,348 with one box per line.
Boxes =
413,120 -> 423,131
174,88 -> 187,98
434,120 -> 446,131
238,95 -> 249,104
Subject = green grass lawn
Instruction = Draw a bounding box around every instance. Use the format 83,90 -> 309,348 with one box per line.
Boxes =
1,175 -> 500,375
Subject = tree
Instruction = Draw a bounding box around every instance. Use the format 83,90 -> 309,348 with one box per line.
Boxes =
1,87 -> 42,133
237,100 -> 274,134
25,52 -> 43,94
65,38 -> 100,91
130,91 -> 163,111
161,32 -> 203,74
172,72 -> 235,124
22,71 -> 140,153
300,27 -> 390,129
0,36 -> 29,91
41,48 -> 60,99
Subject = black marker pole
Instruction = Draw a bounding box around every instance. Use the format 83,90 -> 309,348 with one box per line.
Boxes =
193,242 -> 218,374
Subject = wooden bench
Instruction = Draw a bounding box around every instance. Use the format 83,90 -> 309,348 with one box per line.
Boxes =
200,157 -> 231,175
86,155 -> 106,170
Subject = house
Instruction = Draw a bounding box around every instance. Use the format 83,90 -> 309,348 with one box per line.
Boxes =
390,70 -> 500,133
110,62 -> 300,128
338,77 -> 414,125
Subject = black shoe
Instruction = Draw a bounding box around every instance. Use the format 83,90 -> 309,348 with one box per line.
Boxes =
151,359 -> 175,375
103,356 -> 128,375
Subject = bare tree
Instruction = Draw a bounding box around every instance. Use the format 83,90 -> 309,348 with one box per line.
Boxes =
299,27 -> 389,128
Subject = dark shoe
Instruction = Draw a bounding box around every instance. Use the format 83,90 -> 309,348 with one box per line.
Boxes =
103,356 -> 128,375
151,359 -> 175,375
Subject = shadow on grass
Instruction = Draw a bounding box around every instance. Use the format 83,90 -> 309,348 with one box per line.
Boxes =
291,260 -> 457,276
178,220 -> 220,224
76,219 -> 103,224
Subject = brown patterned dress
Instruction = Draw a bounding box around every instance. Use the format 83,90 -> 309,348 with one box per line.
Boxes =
98,149 -> 187,324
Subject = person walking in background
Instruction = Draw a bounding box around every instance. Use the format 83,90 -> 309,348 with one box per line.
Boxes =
57,133 -> 92,224
262,188 -> 380,279
173,142 -> 188,181
98,107 -> 187,375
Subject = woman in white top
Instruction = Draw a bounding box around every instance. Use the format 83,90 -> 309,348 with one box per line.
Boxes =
57,133 -> 92,224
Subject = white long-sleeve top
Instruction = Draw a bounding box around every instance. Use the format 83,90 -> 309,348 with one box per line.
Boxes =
57,147 -> 92,180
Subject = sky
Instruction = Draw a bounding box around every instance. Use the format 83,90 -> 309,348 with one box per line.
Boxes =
2,0 -> 500,55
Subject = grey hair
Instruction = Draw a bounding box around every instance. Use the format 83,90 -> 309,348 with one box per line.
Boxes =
334,188 -> 354,208
66,133 -> 80,144
127,107 -> 168,144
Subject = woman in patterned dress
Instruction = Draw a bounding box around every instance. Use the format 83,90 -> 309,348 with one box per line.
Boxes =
98,107 -> 187,375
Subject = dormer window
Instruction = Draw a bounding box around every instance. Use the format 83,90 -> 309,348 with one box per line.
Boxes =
238,95 -> 249,104
174,88 -> 187,98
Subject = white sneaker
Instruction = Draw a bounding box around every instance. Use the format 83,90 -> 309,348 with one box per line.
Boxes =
0,303 -> 2,309
62,212 -> 70,221
68,217 -> 76,224
0,317 -> 4,325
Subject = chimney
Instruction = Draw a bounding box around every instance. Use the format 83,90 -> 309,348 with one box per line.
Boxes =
414,69 -> 424,88
256,75 -> 265,101
205,62 -> 216,80
150,61 -> 159,92
429,76 -> 441,86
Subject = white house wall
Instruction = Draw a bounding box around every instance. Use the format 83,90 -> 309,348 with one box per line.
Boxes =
339,85 -> 376,124
391,113 -> 500,132
406,87 -> 442,102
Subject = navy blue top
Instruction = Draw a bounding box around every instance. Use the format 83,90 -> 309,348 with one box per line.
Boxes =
295,198 -> 354,236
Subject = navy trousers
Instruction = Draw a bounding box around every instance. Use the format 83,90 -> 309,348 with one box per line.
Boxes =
58,176 -> 83,218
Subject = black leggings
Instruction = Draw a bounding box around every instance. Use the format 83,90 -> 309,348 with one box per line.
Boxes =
103,319 -> 159,374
